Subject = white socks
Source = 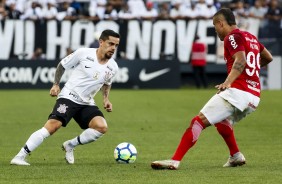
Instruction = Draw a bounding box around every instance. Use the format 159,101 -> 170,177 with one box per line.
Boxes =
17,127 -> 50,157
69,128 -> 103,147
15,128 -> 103,158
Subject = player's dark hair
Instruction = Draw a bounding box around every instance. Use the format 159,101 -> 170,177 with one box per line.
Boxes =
99,29 -> 120,41
214,8 -> 236,26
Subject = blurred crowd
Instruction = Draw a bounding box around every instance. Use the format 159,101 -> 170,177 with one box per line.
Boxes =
0,0 -> 280,21
0,0 -> 281,37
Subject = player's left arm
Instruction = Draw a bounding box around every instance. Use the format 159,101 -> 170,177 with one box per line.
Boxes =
101,84 -> 112,112
260,47 -> 273,67
216,51 -> 246,92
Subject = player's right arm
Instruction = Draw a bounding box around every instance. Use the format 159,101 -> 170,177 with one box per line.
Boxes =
50,48 -> 84,97
216,33 -> 246,92
260,47 -> 273,67
216,51 -> 246,92
50,62 -> 65,97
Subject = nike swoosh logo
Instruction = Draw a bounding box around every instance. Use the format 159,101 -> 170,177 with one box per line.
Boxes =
85,66 -> 91,68
139,68 -> 170,82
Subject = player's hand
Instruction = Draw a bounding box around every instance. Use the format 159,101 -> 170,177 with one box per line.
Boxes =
50,84 -> 60,97
104,99 -> 112,112
215,82 -> 230,94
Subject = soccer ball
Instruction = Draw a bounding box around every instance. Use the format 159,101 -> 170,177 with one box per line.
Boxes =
114,142 -> 137,163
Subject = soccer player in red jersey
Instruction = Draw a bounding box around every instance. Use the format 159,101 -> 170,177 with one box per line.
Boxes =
151,8 -> 273,170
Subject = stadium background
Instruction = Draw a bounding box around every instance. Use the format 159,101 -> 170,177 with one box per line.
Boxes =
0,0 -> 281,89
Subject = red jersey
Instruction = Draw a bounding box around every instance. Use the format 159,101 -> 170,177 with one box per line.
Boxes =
224,29 -> 265,97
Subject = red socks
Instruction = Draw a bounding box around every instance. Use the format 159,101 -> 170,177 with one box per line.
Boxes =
215,120 -> 239,156
171,117 -> 239,161
172,116 -> 205,161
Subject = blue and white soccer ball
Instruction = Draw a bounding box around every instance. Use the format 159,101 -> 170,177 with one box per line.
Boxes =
114,142 -> 137,163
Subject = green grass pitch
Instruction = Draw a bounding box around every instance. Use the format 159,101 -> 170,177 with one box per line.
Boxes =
0,89 -> 282,184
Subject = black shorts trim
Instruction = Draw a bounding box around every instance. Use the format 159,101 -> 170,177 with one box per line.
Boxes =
48,114 -> 66,125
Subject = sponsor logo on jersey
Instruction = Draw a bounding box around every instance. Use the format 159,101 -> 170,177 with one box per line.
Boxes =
250,43 -> 259,50
246,79 -> 259,87
139,68 -> 170,82
246,79 -> 260,92
229,35 -> 238,49
69,92 -> 79,100
85,66 -> 91,68
57,104 -> 68,114
86,56 -> 94,62
107,65 -> 113,71
93,71 -> 100,80
247,85 -> 260,92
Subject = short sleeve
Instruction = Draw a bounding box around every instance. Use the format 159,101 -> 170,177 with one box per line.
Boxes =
105,74 -> 114,86
224,33 -> 245,57
105,60 -> 119,86
61,48 -> 84,69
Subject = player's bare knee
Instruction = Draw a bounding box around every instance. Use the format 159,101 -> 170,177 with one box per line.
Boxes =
91,121 -> 108,134
96,126 -> 108,134
198,113 -> 211,127
89,116 -> 108,134
44,119 -> 62,135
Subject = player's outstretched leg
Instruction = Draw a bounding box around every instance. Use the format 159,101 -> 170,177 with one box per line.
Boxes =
10,127 -> 50,166
151,116 -> 205,170
62,128 -> 104,164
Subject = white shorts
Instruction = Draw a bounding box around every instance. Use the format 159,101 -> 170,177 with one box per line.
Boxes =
200,88 -> 260,125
